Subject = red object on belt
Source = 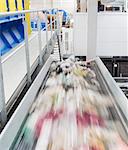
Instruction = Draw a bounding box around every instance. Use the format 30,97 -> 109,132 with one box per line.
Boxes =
35,109 -> 63,137
76,112 -> 104,127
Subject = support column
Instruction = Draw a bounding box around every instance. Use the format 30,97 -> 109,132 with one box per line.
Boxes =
87,0 -> 97,60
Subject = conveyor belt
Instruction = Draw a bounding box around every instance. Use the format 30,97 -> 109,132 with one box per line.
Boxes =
0,57 -> 128,150
12,58 -> 128,150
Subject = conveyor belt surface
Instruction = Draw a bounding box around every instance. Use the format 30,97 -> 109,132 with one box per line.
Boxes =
13,58 -> 128,150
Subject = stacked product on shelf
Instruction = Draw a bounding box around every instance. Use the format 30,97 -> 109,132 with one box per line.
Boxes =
14,58 -> 128,150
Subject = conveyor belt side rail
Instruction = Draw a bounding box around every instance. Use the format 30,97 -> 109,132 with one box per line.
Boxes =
95,57 -> 128,134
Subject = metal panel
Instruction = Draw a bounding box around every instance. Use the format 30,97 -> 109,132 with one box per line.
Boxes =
0,56 -> 53,150
73,13 -> 128,57
95,57 -> 128,122
28,32 -> 39,67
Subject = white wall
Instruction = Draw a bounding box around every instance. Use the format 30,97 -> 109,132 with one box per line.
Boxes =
52,0 -> 76,14
97,13 -> 128,56
74,13 -> 87,56
74,12 -> 128,57
31,0 -> 76,14
31,0 -> 52,9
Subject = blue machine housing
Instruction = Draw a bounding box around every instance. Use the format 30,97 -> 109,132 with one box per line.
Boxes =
31,20 -> 46,30
0,0 -> 25,56
0,16 -> 24,56
51,9 -> 70,24
31,10 -> 47,31
58,10 -> 70,24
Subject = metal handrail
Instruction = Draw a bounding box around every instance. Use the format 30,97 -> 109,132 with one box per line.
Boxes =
1,20 -> 56,64
0,9 -> 60,18
0,9 -> 48,17
0,8 -> 60,128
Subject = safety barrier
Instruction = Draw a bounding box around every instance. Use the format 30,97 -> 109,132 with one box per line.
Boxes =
0,9 -> 61,128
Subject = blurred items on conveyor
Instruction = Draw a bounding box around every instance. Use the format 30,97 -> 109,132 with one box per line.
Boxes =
14,58 -> 128,150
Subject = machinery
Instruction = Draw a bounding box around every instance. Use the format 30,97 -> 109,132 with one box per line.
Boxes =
115,77 -> 128,98
0,55 -> 127,149
51,9 -> 70,26
101,0 -> 125,5
0,0 -> 31,56
0,10 -> 127,147
101,0 -> 126,11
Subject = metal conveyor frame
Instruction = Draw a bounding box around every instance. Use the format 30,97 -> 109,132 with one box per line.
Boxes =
0,57 -> 128,149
